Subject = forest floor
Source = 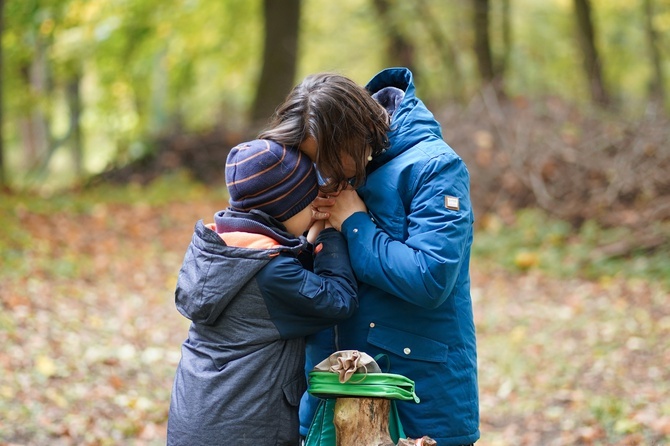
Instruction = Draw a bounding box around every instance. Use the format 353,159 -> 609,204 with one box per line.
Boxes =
0,182 -> 669,446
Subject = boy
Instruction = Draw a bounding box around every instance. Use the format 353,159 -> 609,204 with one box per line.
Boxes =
167,139 -> 358,446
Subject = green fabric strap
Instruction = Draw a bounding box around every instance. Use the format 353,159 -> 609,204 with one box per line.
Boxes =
307,371 -> 420,403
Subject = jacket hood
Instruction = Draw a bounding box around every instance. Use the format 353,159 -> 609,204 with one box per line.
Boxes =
215,209 -> 304,247
175,212 -> 307,325
365,67 -> 444,169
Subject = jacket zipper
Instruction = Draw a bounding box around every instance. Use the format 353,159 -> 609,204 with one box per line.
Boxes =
334,325 -> 340,351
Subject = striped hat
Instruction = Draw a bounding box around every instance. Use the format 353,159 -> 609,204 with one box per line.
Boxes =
225,139 -> 318,222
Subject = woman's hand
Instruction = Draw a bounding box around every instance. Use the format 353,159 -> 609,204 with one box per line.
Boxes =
318,186 -> 367,231
310,193 -> 337,222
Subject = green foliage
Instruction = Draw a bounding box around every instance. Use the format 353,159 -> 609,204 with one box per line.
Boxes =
2,0 -> 263,183
473,208 -> 670,288
510,0 -> 588,102
1,171 -> 221,214
2,0 -> 670,190
299,0 -> 383,83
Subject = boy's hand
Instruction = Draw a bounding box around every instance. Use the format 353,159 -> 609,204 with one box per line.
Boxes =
306,219 -> 326,244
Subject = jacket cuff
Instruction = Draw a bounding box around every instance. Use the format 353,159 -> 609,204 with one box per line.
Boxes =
340,212 -> 376,241
314,227 -> 349,256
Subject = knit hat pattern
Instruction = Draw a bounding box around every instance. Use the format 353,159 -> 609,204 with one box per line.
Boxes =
225,139 -> 318,222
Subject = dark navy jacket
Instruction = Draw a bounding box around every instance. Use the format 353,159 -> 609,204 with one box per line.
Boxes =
168,210 -> 357,446
300,68 -> 479,445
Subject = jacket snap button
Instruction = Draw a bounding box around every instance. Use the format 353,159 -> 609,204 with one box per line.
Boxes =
369,322 -> 375,328
403,348 -> 411,355
353,228 -> 358,233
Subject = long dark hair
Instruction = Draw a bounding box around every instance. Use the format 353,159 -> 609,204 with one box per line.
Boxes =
258,73 -> 389,193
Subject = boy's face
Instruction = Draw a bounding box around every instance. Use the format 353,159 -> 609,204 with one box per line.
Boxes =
283,205 -> 313,237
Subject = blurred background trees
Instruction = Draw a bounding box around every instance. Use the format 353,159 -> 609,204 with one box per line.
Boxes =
250,0 -> 300,128
1,0 -> 669,241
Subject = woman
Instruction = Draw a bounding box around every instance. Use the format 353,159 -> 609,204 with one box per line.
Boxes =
259,67 -> 479,446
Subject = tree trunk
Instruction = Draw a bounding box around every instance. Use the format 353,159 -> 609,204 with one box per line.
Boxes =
333,398 -> 395,446
250,0 -> 301,131
642,0 -> 666,111
573,0 -> 610,106
372,0 -> 417,75
19,38 -> 51,170
472,0 -> 495,85
66,70 -> 83,177
498,0 -> 511,81
472,0 -> 506,98
413,0 -> 465,101
0,0 -> 5,187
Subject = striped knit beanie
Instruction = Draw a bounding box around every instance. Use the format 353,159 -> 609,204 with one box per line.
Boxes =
225,139 -> 318,222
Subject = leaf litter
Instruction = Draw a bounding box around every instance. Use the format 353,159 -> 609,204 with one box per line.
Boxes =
0,190 -> 668,445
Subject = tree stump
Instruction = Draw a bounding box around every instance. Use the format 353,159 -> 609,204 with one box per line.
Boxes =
333,397 -> 395,446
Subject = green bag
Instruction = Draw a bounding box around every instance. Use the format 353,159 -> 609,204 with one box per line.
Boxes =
304,369 -> 420,446
304,398 -> 406,446
304,399 -> 337,446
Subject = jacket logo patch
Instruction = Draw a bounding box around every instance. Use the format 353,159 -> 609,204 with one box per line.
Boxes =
445,196 -> 460,211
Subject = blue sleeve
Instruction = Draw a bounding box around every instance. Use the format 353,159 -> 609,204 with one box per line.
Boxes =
342,157 -> 473,309
256,229 -> 358,338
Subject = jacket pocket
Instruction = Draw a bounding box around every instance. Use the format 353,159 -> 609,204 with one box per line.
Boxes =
282,374 -> 307,407
367,324 -> 448,363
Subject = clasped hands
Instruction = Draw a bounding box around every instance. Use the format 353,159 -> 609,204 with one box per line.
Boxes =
306,186 -> 367,243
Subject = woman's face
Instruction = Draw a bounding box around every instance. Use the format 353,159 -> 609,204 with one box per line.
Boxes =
299,137 -> 370,179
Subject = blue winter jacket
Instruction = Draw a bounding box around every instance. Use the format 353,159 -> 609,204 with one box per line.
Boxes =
168,210 -> 357,446
300,68 -> 479,445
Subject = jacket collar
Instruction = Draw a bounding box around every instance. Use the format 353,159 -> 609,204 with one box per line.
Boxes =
365,68 -> 443,173
214,209 -> 307,251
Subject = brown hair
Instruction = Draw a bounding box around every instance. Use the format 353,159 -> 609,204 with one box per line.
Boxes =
258,73 -> 389,193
